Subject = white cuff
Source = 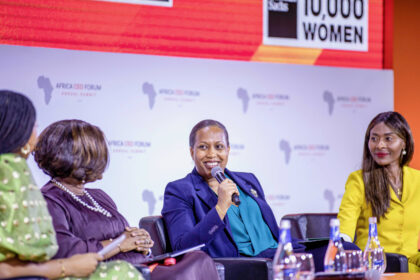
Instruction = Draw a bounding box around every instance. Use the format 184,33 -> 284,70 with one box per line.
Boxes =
340,233 -> 352,242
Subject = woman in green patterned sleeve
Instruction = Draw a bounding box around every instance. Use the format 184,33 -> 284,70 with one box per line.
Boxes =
0,90 -> 143,280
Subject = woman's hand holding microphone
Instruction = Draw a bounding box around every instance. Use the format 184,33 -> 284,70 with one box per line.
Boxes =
215,179 -> 239,219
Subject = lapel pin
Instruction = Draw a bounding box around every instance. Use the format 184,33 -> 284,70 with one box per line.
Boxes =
250,188 -> 258,198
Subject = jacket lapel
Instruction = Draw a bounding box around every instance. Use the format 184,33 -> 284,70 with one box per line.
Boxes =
226,169 -> 256,200
191,168 -> 237,247
191,168 -> 218,209
226,169 -> 279,240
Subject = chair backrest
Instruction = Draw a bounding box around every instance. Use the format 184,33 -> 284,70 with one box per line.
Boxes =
281,213 -> 338,239
139,215 -> 172,255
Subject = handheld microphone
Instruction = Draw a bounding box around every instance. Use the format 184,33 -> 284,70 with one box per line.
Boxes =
211,166 -> 241,205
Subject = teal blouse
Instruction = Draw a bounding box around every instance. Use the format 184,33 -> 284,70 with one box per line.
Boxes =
226,181 -> 278,256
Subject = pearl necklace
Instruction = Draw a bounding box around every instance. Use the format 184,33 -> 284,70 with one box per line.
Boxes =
51,179 -> 112,218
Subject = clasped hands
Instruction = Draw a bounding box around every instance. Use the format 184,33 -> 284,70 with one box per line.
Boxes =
118,226 -> 154,255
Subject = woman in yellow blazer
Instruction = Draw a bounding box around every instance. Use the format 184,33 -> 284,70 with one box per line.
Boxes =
338,111 -> 420,272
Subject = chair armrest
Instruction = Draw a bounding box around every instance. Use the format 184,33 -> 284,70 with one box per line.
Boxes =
213,257 -> 272,280
135,264 -> 152,280
385,252 -> 408,273
139,215 -> 170,255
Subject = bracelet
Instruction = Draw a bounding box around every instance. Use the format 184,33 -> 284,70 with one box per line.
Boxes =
145,248 -> 152,257
58,259 -> 66,278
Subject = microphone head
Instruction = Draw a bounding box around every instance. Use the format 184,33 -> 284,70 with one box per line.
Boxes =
211,166 -> 223,178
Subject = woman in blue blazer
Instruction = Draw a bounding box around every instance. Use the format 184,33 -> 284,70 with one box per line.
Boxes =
162,119 -> 359,272
162,119 -> 304,259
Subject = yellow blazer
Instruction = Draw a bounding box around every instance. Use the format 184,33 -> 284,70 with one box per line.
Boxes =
338,166 -> 420,260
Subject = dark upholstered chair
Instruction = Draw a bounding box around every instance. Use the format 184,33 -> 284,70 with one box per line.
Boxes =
281,213 -> 409,273
139,215 -> 274,280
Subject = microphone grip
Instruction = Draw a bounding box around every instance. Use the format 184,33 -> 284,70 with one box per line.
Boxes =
232,193 -> 241,205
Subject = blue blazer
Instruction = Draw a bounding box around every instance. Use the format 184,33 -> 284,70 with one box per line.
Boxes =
162,168 -> 282,258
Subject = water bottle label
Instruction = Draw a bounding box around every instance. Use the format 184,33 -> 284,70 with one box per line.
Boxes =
279,228 -> 292,244
282,268 -> 297,278
374,260 -> 384,266
330,226 -> 340,241
369,223 -> 378,238
324,264 -> 334,272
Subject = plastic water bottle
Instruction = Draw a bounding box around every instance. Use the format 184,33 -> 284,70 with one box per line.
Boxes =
273,220 -> 298,280
363,217 -> 386,274
324,218 -> 347,272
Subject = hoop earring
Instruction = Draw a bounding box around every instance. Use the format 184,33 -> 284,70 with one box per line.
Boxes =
20,144 -> 31,156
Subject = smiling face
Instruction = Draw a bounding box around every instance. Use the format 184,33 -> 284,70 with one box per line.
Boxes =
368,122 -> 406,168
190,125 -> 230,180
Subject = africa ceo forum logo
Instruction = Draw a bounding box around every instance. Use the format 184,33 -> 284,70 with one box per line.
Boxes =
236,87 -> 290,113
37,75 -> 102,105
279,139 -> 330,164
323,90 -> 372,115
142,82 -> 200,110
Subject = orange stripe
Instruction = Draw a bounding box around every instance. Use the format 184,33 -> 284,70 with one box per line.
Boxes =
251,45 -> 322,65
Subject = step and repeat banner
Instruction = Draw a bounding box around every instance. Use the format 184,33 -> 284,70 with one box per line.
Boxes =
0,45 -> 393,225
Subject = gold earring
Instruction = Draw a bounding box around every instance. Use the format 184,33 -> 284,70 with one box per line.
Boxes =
20,144 -> 31,156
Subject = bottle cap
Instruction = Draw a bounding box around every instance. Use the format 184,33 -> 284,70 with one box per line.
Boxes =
280,220 -> 291,229
330,218 -> 340,227
369,217 -> 377,224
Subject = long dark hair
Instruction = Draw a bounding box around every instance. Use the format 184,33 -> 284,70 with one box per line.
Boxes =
0,90 -> 36,154
362,112 -> 414,220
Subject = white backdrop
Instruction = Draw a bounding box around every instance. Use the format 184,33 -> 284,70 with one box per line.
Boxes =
0,44 -> 393,226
